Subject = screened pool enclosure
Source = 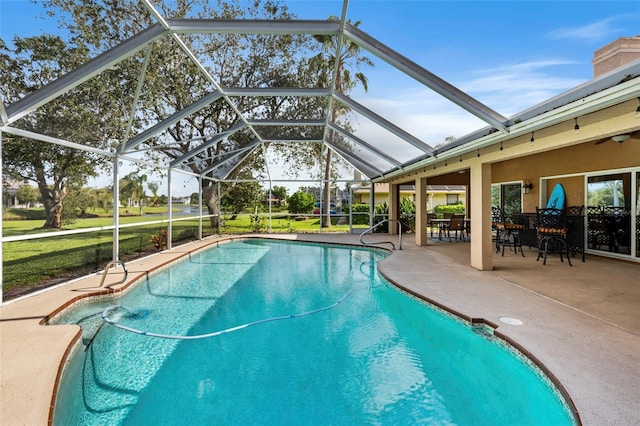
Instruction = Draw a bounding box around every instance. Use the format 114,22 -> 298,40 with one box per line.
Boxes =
3,0 -> 639,303
0,0 -> 514,301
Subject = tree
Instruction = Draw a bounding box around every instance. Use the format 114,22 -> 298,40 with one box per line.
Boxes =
16,184 -> 40,207
120,172 -> 148,215
38,0 -> 314,230
287,191 -> 315,215
270,185 -> 288,205
61,185 -> 92,224
221,180 -> 263,219
0,33 -> 130,228
310,17 -> 374,228
93,187 -> 113,212
147,181 -> 159,207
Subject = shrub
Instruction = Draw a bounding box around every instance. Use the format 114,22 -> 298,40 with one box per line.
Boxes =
150,230 -> 168,250
344,203 -> 370,225
369,199 -> 416,232
434,202 -> 465,217
373,202 -> 389,232
249,214 -> 267,232
399,197 -> 416,231
287,191 -> 315,214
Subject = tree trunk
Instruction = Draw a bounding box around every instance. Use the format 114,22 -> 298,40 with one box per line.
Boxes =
41,191 -> 65,229
202,183 -> 220,228
322,149 -> 332,228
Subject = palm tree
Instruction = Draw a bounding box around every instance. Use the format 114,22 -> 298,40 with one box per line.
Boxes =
311,18 -> 374,227
147,181 -> 159,207
120,172 -> 148,215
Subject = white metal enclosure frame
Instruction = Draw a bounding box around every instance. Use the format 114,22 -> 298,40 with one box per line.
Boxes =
2,0 -> 640,304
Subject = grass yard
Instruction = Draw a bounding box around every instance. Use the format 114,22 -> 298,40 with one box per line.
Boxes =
2,207 -> 369,299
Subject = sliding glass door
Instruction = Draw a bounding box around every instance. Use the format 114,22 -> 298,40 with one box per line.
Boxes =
586,172 -> 634,256
636,172 -> 640,258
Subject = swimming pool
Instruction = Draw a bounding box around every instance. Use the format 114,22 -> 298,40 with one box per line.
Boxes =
52,238 -> 576,425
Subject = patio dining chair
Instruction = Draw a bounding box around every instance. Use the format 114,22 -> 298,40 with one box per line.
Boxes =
445,214 -> 467,242
536,207 -> 572,266
493,206 -> 525,257
427,213 -> 437,237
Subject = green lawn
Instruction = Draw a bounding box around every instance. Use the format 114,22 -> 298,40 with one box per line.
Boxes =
2,207 -> 368,298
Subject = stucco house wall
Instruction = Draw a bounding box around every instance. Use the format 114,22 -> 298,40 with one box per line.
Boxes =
492,134 -> 640,212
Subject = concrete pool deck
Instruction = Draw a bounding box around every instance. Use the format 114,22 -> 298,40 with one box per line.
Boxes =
1,234 -> 639,425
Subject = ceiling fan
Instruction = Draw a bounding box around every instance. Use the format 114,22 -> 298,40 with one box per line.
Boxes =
594,129 -> 640,145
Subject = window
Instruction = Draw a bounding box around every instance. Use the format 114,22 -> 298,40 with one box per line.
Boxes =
491,183 -> 522,216
446,194 -> 459,205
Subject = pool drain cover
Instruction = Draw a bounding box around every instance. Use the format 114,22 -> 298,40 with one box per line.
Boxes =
499,317 -> 523,326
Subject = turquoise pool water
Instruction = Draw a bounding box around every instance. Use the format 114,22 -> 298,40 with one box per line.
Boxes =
52,239 -> 575,425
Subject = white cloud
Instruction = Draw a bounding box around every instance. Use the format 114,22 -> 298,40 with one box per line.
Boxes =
460,61 -> 585,116
547,17 -> 619,43
348,58 -> 588,153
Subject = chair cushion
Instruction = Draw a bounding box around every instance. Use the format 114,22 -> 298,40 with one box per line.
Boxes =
538,227 -> 566,236
503,223 -> 524,230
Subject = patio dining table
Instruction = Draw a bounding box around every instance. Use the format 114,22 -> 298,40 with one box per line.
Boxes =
429,217 -> 471,240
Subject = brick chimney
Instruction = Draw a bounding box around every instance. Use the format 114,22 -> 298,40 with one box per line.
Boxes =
592,36 -> 640,77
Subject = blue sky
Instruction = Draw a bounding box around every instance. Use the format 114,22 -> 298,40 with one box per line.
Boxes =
3,0 -> 638,140
1,0 -> 639,192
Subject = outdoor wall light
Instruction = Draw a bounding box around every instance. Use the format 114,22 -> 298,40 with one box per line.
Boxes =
529,131 -> 535,145
522,180 -> 533,194
574,117 -> 580,134
635,97 -> 640,118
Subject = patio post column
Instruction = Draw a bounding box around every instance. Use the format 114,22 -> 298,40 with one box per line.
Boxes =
469,160 -> 493,270
388,183 -> 400,235
415,176 -> 429,246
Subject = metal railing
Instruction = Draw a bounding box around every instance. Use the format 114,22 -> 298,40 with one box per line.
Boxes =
359,219 -> 403,250
99,261 -> 128,287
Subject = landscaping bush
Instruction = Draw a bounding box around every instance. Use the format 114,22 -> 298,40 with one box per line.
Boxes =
287,191 -> 315,214
373,202 -> 389,232
150,230 -> 168,250
434,202 -> 466,217
344,203 -> 370,225
399,197 -> 416,231
249,214 -> 267,232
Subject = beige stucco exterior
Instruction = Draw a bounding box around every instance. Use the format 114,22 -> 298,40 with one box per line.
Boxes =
382,97 -> 640,271
352,182 -> 467,212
